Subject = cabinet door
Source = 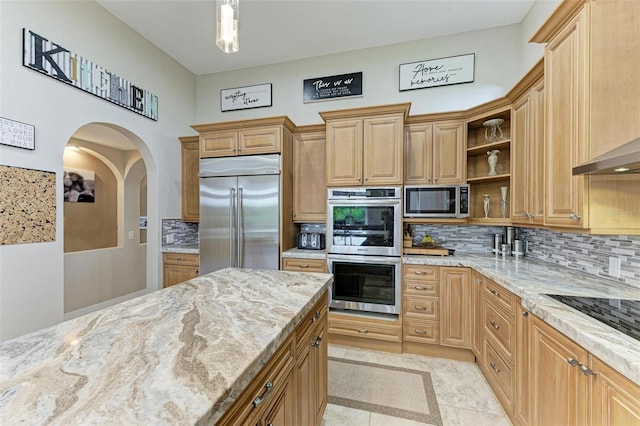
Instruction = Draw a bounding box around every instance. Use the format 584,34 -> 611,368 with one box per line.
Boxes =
296,343 -> 314,426
530,315 -> 588,426
200,130 -> 237,157
511,93 -> 532,224
514,308 -> 530,426
163,265 -> 199,287
530,79 -> 545,225
439,267 -> 471,348
363,115 -> 403,185
314,321 -> 328,426
471,271 -> 484,361
544,9 -> 588,228
239,125 -> 281,155
326,119 -> 363,186
432,121 -> 465,184
404,123 -> 433,184
590,355 -> 640,426
292,131 -> 326,222
261,368 -> 296,426
180,138 -> 200,222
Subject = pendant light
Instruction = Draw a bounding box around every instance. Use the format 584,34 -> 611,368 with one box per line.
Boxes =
216,0 -> 239,53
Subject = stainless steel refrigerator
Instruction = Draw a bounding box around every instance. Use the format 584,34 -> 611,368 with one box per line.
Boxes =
199,154 -> 280,275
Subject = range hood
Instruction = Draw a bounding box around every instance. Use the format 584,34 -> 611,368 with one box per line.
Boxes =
572,137 -> 640,175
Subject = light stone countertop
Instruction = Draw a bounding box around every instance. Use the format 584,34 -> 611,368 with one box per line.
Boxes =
161,243 -> 200,254
404,253 -> 640,387
0,268 -> 333,425
281,247 -> 327,260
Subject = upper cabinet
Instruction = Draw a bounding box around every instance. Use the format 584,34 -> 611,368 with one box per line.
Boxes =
465,100 -> 512,224
178,136 -> 200,222
532,0 -> 640,233
292,125 -> 326,223
404,114 -> 466,185
508,60 -> 545,226
193,116 -> 296,158
321,103 -> 410,187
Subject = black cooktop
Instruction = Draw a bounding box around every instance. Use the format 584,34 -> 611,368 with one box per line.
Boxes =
546,294 -> 640,342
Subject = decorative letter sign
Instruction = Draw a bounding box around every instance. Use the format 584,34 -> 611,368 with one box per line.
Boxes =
0,117 -> 35,150
23,29 -> 159,121
399,54 -> 475,91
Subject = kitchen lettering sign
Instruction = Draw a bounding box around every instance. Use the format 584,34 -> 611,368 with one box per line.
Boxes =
303,72 -> 363,103
22,29 -> 158,121
399,54 -> 475,91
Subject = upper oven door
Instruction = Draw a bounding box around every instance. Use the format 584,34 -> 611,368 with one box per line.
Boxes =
327,198 -> 402,256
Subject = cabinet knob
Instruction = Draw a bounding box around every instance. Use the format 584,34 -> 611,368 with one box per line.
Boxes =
293,213 -> 296,218
567,357 -> 579,367
490,361 -> 500,373
364,177 -> 368,181
490,319 -> 500,329
177,257 -> 185,261
521,311 -> 528,318
358,177 -> 361,181
569,213 -> 581,220
434,177 -> 438,182
489,289 -> 500,297
579,365 -> 597,376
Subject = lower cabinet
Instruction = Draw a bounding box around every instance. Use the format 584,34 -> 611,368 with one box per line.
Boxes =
162,253 -> 200,287
218,293 -> 328,426
281,257 -> 326,273
439,267 -> 472,348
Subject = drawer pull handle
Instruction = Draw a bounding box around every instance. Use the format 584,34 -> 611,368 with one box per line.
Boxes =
311,310 -> 322,322
299,264 -> 309,268
311,336 -> 323,347
177,257 -> 185,261
579,365 -> 597,376
567,358 -> 579,367
357,328 -> 368,333
489,289 -> 500,297
414,286 -> 426,290
414,271 -> 427,275
490,361 -> 500,373
415,305 -> 427,310
252,381 -> 274,407
522,311 -> 528,318
476,279 -> 482,284
490,320 -> 500,330
414,329 -> 427,334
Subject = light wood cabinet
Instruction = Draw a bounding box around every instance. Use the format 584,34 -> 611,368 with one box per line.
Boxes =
292,126 -> 326,223
281,257 -> 326,273
511,70 -> 545,226
193,117 -> 296,158
530,314 -> 589,426
162,252 -> 199,287
402,265 -> 440,346
404,120 -> 466,185
218,293 -> 328,426
328,311 -> 403,354
532,0 -> 640,234
178,136 -> 200,222
590,354 -> 640,426
514,308 -> 531,426
439,267 -> 471,349
471,271 -> 484,362
465,103 -> 512,224
321,103 -> 410,187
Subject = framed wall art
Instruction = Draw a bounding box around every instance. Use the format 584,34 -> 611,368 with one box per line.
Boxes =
221,83 -> 272,112
399,53 -> 475,91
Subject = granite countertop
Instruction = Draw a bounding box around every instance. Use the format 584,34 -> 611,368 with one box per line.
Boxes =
0,268 -> 333,425
162,243 -> 200,254
282,247 -> 327,260
404,253 -> 640,387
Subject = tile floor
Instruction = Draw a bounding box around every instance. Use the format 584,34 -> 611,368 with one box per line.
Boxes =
322,344 -> 512,426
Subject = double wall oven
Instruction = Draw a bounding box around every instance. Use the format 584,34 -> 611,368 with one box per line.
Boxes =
327,187 -> 402,315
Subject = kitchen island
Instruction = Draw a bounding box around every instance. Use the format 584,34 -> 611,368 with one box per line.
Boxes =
0,268 -> 332,425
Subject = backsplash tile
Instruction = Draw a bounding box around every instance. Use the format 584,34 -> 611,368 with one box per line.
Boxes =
162,219 -> 199,245
408,224 -> 503,253
519,229 -> 640,289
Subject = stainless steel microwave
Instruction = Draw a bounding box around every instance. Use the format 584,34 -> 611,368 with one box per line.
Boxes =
404,184 -> 470,218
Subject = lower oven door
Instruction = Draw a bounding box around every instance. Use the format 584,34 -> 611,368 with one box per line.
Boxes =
327,254 -> 401,315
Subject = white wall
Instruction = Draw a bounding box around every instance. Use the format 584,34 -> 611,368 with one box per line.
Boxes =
0,0 -> 197,341
197,24 -> 523,126
520,0 -> 563,74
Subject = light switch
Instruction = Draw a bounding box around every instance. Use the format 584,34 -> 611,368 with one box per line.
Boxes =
128,231 -> 135,240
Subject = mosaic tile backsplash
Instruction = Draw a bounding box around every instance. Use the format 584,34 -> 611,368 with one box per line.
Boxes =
519,228 -> 640,289
408,224 -> 504,253
162,219 -> 199,245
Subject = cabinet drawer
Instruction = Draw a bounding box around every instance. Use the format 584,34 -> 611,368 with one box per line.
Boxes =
163,252 -> 199,266
329,319 -> 402,343
403,319 -> 439,344
403,295 -> 439,320
282,258 -> 326,273
484,300 -> 515,361
403,264 -> 439,280
403,279 -> 439,296
484,340 -> 514,410
484,280 -> 517,315
295,294 -> 328,354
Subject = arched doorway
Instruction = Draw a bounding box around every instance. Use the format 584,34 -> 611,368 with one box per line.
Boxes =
62,123 -> 152,318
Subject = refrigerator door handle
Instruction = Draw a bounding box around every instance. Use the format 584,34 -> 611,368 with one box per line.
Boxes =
229,187 -> 236,267
237,187 -> 244,268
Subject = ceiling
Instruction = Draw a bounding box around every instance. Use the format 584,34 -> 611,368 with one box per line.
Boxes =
97,0 -> 537,76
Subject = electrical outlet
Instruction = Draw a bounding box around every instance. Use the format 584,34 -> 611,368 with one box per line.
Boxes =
608,257 -> 621,278
128,231 -> 135,240
166,233 -> 175,244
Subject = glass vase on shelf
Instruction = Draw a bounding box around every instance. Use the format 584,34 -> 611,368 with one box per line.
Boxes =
500,186 -> 508,218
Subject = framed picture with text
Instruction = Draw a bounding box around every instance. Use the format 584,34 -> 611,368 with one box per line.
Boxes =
221,83 -> 272,112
